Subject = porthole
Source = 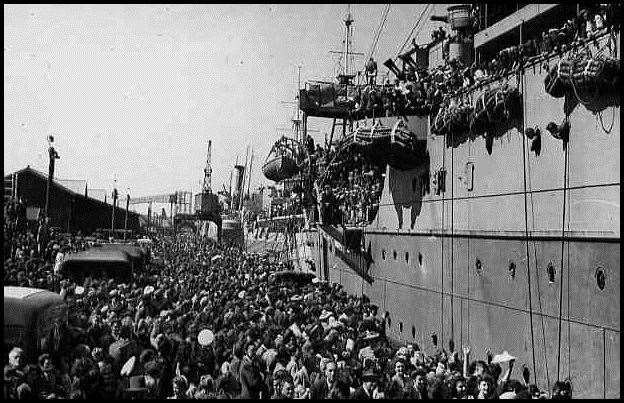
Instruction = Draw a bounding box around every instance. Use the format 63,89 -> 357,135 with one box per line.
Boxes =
393,250 -> 397,260
405,252 -> 409,263
382,249 -> 386,260
508,261 -> 516,279
418,253 -> 423,266
595,266 -> 606,290
399,322 -> 403,333
411,325 -> 416,338
475,258 -> 483,274
547,262 -> 556,283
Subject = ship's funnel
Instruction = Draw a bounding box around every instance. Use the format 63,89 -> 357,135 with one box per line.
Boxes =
233,164 -> 245,197
431,5 -> 473,31
383,58 -> 405,80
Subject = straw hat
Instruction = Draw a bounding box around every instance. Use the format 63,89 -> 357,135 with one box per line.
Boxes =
491,350 -> 516,364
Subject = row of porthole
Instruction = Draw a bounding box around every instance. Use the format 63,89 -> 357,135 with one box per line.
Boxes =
378,250 -> 606,290
384,312 -> 417,338
381,249 -> 423,266
383,265 -> 607,334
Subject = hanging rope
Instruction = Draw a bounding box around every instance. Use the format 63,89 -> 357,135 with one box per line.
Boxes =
556,118 -> 570,381
566,151 -> 571,381
395,4 -> 431,57
598,107 -> 616,134
527,137 -> 552,392
519,69 -> 538,386
523,63 -> 551,389
368,4 -> 391,61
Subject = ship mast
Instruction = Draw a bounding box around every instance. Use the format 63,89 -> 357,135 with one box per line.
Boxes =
330,4 -> 363,85
344,5 -> 353,80
294,65 -> 302,143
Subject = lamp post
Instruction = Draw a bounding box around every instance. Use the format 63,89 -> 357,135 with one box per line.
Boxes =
44,135 -> 60,220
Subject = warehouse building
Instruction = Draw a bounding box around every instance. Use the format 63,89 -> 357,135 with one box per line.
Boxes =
4,166 -> 140,235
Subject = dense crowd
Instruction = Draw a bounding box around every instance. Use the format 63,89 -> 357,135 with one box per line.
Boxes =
352,4 -> 619,121
318,151 -> 384,227
4,197 -> 573,400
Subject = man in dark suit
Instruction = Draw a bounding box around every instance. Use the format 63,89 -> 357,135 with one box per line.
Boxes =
350,369 -> 378,399
309,360 -> 337,400
239,342 -> 267,399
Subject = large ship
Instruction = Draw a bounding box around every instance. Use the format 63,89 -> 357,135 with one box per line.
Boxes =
263,3 -> 620,398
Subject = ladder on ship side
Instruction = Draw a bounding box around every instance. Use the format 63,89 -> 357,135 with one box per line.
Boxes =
328,118 -> 353,149
4,174 -> 16,201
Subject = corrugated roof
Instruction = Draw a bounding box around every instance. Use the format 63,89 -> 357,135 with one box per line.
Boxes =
57,179 -> 87,196
88,188 -> 107,203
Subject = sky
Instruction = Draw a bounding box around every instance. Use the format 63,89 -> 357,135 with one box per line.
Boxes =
4,4 -> 444,209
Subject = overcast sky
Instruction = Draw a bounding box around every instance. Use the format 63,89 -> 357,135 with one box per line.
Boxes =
4,4 -> 441,206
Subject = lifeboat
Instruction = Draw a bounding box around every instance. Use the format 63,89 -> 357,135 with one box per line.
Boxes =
333,120 -> 427,170
262,136 -> 304,182
262,154 -> 299,182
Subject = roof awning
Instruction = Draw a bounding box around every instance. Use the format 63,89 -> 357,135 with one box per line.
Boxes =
474,4 -> 560,49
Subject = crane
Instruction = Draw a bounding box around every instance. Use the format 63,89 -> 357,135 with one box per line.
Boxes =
203,140 -> 212,194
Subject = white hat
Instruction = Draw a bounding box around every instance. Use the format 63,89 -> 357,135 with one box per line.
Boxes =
238,290 -> 245,299
143,285 -> 155,296
198,329 -> 214,346
491,351 -> 516,364
289,323 -> 302,338
312,277 -> 320,284
120,356 -> 136,376
75,286 -> 85,296
319,310 -> 332,321
499,391 -> 517,399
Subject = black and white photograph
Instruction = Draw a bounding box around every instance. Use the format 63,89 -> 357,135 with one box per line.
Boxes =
3,3 -> 620,399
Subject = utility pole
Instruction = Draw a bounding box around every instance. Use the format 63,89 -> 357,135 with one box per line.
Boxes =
124,190 -> 130,240
44,135 -> 60,219
241,145 -> 250,212
111,179 -> 118,239
246,147 -> 254,199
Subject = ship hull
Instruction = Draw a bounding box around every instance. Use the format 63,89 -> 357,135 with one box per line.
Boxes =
304,32 -> 620,398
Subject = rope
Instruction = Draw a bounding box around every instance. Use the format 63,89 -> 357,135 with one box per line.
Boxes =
566,151 -> 571,381
520,69 -> 538,386
368,4 -> 391,61
527,135 -> 551,392
598,107 -> 616,134
521,49 -> 549,385
395,4 -> 431,57
556,120 -> 570,381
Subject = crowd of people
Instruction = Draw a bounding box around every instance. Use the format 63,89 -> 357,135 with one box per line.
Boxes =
4,195 -> 579,400
318,151 -> 384,227
350,4 -> 619,122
